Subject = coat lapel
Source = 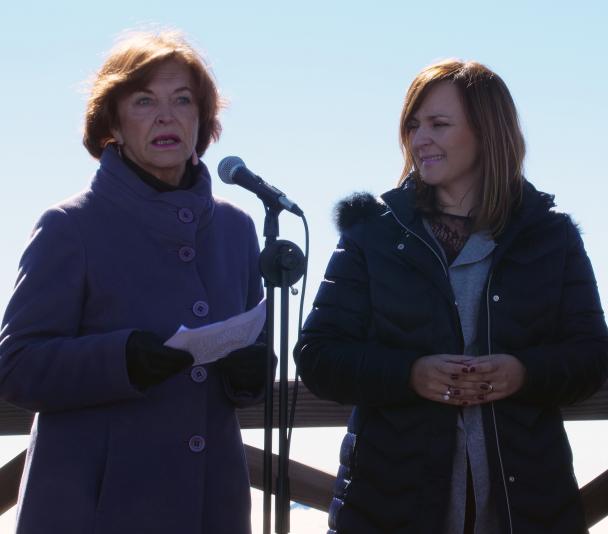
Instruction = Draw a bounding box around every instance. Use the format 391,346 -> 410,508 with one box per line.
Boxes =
381,186 -> 455,305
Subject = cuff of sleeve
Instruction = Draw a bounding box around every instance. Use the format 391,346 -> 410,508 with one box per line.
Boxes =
221,372 -> 266,408
102,328 -> 147,400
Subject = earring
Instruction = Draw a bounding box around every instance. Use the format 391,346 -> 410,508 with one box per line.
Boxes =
117,144 -> 123,158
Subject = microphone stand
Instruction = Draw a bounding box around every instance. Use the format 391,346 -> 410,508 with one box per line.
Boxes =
260,204 -> 305,534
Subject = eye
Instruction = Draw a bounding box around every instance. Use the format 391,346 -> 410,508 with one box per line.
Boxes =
405,122 -> 419,132
135,96 -> 152,106
176,95 -> 192,105
433,122 -> 449,128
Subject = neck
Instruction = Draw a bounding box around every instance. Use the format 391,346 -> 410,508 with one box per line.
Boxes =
156,165 -> 186,187
434,182 -> 479,217
121,146 -> 185,187
122,154 -> 194,192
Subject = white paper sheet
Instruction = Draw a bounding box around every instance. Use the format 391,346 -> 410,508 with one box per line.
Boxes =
164,299 -> 266,365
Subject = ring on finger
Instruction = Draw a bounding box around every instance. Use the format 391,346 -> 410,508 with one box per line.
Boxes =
442,387 -> 451,401
487,383 -> 494,393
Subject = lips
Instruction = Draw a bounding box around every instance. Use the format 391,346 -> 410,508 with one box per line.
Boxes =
420,154 -> 445,165
152,134 -> 181,146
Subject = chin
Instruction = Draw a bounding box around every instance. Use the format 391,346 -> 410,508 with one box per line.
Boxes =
153,150 -> 187,162
419,173 -> 446,187
150,155 -> 187,170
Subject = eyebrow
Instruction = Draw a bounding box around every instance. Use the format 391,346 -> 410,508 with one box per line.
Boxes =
133,86 -> 193,94
410,113 -> 452,121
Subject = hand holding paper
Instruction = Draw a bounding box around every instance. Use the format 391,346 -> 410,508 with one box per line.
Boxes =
164,299 -> 266,365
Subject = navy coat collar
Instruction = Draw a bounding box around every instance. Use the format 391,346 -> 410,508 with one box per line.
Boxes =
491,180 -> 555,266
380,179 -> 556,264
380,182 -> 447,268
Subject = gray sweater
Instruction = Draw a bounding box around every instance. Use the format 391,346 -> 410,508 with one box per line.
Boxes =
424,221 -> 501,534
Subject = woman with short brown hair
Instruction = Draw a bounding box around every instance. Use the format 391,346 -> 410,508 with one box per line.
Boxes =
0,30 -> 267,534
295,59 -> 608,533
83,30 -> 221,159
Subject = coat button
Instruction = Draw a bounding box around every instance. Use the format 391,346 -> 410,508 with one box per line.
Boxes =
397,243 -> 405,250
179,246 -> 196,262
492,294 -> 500,302
508,475 -> 515,483
192,301 -> 209,317
190,366 -> 207,383
178,207 -> 194,223
188,435 -> 206,452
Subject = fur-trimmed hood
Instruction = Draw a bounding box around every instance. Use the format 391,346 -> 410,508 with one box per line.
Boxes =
333,192 -> 387,232
333,180 -> 558,237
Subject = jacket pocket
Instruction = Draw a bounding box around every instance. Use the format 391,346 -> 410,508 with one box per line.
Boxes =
495,399 -> 544,428
94,427 -> 111,513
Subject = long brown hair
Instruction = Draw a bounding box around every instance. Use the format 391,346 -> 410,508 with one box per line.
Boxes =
398,59 -> 525,236
83,30 -> 222,159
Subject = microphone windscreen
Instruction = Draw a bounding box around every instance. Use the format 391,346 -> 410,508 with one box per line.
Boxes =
217,156 -> 245,184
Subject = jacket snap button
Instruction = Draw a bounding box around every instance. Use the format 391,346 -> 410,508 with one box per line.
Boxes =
188,435 -> 206,452
508,475 -> 515,483
397,243 -> 405,250
492,294 -> 500,302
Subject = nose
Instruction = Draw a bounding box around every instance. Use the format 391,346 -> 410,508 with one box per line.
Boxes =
410,125 -> 431,151
155,101 -> 174,125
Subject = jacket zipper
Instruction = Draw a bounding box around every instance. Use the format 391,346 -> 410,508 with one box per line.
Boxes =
386,211 -> 463,345
391,218 -> 449,277
388,208 -> 514,533
486,272 -> 514,534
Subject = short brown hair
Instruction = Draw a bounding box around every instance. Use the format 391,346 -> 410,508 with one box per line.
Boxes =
398,59 -> 525,236
83,30 -> 221,159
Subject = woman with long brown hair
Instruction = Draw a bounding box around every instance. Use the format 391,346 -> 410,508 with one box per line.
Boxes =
295,59 -> 608,533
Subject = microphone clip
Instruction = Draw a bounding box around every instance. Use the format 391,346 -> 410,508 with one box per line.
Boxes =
259,239 -> 305,288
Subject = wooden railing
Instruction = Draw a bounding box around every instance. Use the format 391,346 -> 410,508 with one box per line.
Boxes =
1,381 -> 607,526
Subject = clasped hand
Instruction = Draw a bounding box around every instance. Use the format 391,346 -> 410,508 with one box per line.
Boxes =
409,354 -> 526,406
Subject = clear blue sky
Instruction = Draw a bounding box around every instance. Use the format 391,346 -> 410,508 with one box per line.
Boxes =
1,1 -> 607,532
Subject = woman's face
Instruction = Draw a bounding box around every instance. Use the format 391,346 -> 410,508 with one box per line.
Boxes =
406,81 -> 481,199
112,60 -> 199,186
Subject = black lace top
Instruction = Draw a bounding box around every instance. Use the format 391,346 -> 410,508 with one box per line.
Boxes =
427,211 -> 474,265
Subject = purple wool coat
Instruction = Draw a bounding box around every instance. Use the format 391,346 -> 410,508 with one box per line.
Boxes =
0,146 -> 263,534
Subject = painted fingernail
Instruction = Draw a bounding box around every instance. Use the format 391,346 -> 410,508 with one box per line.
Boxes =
480,383 -> 490,391
468,366 -> 476,373
450,374 -> 459,380
452,389 -> 461,396
461,401 -> 469,406
462,367 -> 469,374
477,394 -> 485,401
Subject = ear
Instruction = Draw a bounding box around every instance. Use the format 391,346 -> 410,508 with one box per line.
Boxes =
110,127 -> 124,145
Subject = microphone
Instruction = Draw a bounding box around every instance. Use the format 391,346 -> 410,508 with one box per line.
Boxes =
217,156 -> 303,217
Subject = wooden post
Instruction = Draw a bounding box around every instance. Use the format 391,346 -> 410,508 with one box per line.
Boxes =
0,450 -> 25,515
581,468 -> 608,528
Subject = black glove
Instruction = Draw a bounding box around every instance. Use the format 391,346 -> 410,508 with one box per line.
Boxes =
126,331 -> 193,390
218,343 -> 276,391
